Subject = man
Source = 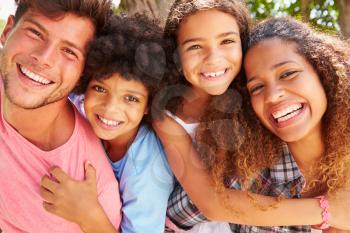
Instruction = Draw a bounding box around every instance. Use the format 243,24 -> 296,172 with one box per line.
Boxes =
0,1 -> 121,232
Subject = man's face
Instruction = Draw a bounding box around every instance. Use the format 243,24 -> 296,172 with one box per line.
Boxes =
0,10 -> 95,109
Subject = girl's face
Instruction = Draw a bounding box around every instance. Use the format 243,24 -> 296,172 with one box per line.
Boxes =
244,38 -> 327,142
84,73 -> 149,141
177,9 -> 242,96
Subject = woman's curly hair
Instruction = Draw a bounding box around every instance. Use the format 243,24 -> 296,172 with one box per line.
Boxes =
74,13 -> 166,121
155,0 -> 251,115
196,17 -> 350,195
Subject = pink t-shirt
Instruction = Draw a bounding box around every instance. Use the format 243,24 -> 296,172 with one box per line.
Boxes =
0,81 -> 121,232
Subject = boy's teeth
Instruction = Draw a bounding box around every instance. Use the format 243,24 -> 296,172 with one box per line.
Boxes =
20,66 -> 51,85
98,115 -> 121,127
272,104 -> 303,120
203,69 -> 226,78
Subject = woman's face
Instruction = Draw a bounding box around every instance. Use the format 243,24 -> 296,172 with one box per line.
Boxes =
244,38 -> 327,143
176,9 -> 242,96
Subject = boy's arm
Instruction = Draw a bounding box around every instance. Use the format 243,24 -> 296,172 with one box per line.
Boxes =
153,115 -> 350,229
119,134 -> 174,233
40,163 -> 120,233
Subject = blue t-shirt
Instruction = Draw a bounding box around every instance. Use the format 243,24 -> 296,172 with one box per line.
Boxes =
108,124 -> 174,233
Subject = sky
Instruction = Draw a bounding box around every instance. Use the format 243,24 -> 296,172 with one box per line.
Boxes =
0,0 -> 121,20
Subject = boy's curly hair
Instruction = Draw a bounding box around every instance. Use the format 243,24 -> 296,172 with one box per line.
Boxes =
196,17 -> 350,195
157,0 -> 251,115
74,13 -> 166,121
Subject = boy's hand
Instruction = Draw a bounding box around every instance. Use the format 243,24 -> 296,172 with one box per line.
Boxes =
40,162 -> 102,226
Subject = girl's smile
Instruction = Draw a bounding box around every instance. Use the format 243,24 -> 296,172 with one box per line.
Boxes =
177,9 -> 242,96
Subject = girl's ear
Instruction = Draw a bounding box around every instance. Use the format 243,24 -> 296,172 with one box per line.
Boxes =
1,16 -> 15,47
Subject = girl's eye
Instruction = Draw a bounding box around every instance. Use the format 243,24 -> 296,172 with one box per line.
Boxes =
125,95 -> 139,102
280,70 -> 299,80
187,44 -> 201,51
249,84 -> 264,95
221,39 -> 235,45
92,85 -> 106,93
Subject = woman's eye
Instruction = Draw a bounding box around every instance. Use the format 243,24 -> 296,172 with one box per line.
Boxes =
92,85 -> 106,93
125,96 -> 139,102
249,84 -> 264,95
280,70 -> 299,80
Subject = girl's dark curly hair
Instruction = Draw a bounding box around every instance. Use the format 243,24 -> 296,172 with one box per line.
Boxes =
74,13 -> 166,122
156,0 -> 251,115
197,17 -> 350,195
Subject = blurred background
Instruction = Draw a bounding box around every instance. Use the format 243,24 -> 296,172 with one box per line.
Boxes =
1,0 -> 349,38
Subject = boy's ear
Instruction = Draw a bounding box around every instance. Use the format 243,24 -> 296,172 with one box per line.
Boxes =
1,16 -> 16,47
144,106 -> 149,115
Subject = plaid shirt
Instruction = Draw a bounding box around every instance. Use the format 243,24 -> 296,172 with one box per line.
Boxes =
166,145 -> 311,233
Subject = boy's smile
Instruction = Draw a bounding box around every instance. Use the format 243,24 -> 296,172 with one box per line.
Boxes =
84,73 -> 149,143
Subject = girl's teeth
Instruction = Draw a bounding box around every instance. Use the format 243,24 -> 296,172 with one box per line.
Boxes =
20,66 -> 51,85
203,69 -> 226,78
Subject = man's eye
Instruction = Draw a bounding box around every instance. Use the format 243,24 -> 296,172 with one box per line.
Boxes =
28,28 -> 42,39
62,48 -> 77,58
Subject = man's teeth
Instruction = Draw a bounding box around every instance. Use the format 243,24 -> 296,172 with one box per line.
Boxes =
202,69 -> 226,78
98,115 -> 121,127
272,104 -> 303,122
20,66 -> 51,85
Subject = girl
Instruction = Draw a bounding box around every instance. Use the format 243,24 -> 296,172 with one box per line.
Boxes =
153,0 -> 350,232
39,14 -> 174,233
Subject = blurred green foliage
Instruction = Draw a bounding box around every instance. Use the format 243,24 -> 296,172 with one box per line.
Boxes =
246,0 -> 339,32
0,19 -> 6,32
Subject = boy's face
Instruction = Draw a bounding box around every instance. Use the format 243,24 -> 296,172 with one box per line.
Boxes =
84,73 -> 149,142
0,10 -> 95,109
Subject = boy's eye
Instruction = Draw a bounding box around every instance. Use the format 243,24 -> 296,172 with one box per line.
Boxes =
125,95 -> 139,102
248,84 -> 264,95
280,70 -> 299,80
92,85 -> 106,93
221,39 -> 235,45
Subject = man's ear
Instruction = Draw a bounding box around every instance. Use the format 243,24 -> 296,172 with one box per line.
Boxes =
1,16 -> 15,47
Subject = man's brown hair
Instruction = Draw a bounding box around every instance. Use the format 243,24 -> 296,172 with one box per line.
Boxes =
14,0 -> 112,32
